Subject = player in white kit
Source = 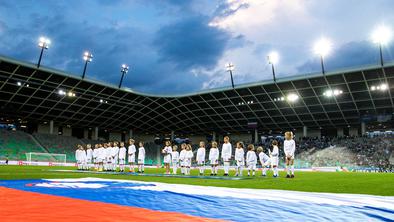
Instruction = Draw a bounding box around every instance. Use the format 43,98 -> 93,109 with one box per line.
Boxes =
118,142 -> 127,172
112,142 -> 119,171
234,142 -> 245,177
284,131 -> 296,178
209,141 -> 219,176
271,140 -> 279,177
171,145 -> 180,174
246,144 -> 257,176
97,144 -> 105,171
257,146 -> 271,176
196,141 -> 206,176
162,141 -> 172,174
184,144 -> 194,175
93,144 -> 99,170
221,136 -> 232,176
75,145 -> 82,170
179,143 -> 187,175
86,144 -> 93,170
128,139 -> 136,172
137,141 -> 145,173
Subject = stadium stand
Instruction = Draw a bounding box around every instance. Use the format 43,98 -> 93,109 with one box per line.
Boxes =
32,133 -> 80,162
0,129 -> 48,160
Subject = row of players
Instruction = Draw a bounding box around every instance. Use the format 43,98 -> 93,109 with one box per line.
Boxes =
75,132 -> 296,178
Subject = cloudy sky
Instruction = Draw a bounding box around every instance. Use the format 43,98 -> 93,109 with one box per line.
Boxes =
0,0 -> 393,94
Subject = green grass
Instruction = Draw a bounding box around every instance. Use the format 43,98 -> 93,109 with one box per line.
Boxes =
1,165 -> 394,196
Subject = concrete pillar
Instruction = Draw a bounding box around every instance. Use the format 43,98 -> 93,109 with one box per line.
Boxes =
49,120 -> 54,135
171,130 -> 175,141
303,126 -> 308,137
94,127 -> 99,140
129,129 -> 133,140
337,128 -> 344,137
361,122 -> 366,136
212,131 -> 216,142
254,129 -> 258,144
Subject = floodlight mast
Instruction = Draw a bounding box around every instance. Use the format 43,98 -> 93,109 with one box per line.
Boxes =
372,25 -> 392,66
313,38 -> 332,75
37,37 -> 50,68
226,62 -> 235,88
267,51 -> 279,82
82,51 -> 93,79
119,64 -> 129,88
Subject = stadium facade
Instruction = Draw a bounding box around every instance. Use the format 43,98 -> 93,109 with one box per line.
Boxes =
0,55 -> 393,142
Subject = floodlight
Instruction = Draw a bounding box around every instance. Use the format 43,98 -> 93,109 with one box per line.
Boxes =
37,36 -> 51,68
225,62 -> 235,88
267,51 -> 279,64
17,82 -> 22,86
372,25 -> 392,45
287,93 -> 299,102
313,37 -> 332,57
323,89 -> 343,97
83,51 -> 93,62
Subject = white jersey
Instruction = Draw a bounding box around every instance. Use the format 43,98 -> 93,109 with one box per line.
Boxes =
284,139 -> 296,157
128,145 -> 136,155
196,147 -> 206,163
86,148 -> 93,160
221,143 -> 232,161
92,149 -> 98,159
209,148 -> 219,164
98,147 -> 106,160
259,152 -> 270,164
171,151 -> 179,162
119,147 -> 127,159
112,146 -> 119,159
75,150 -> 80,162
105,148 -> 112,160
235,148 -> 244,166
80,150 -> 87,162
271,145 -> 279,166
246,151 -> 257,164
162,146 -> 172,163
138,147 -> 145,163
179,149 -> 186,161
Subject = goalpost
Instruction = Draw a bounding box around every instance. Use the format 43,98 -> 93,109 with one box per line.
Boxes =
25,152 -> 67,165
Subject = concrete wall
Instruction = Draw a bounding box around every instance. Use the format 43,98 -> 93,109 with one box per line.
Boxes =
308,129 -> 321,138
62,127 -> 72,136
37,124 -> 50,134
109,132 -> 122,141
349,128 -> 359,137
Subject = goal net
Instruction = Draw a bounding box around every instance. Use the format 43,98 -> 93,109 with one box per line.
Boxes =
25,152 -> 66,165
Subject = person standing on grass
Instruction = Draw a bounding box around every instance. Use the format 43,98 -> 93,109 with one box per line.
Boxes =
137,141 -> 145,173
209,141 -> 219,176
221,136 -> 232,176
171,145 -> 180,174
128,139 -> 136,172
118,142 -> 127,172
284,131 -> 296,178
162,141 -> 172,174
196,141 -> 206,176
234,141 -> 245,177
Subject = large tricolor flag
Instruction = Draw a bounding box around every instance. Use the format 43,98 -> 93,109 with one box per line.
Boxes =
1,178 -> 393,221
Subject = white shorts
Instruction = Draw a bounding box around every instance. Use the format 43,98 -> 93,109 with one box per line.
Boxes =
197,161 -> 205,165
236,160 -> 244,166
271,157 -> 279,166
248,163 -> 256,170
138,159 -> 144,164
184,159 -> 191,167
163,155 -> 171,164
119,159 -> 125,164
128,154 -> 135,163
172,160 -> 178,165
222,157 -> 231,162
262,159 -> 271,167
210,159 -> 218,165
87,158 -> 92,163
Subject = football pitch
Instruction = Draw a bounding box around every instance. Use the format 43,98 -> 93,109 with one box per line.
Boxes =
1,165 -> 393,196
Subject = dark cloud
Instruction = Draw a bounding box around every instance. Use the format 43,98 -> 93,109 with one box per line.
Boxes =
153,16 -> 231,70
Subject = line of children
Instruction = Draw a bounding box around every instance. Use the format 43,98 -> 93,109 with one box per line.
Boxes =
74,131 -> 296,178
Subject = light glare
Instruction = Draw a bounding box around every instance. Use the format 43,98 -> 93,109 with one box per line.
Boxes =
313,37 -> 332,57
267,51 -> 279,64
372,25 -> 392,45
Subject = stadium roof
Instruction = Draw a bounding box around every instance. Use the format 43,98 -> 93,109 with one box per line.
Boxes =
0,55 -> 393,134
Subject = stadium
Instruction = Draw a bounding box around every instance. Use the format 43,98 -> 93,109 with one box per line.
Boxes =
1,1 -> 394,221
